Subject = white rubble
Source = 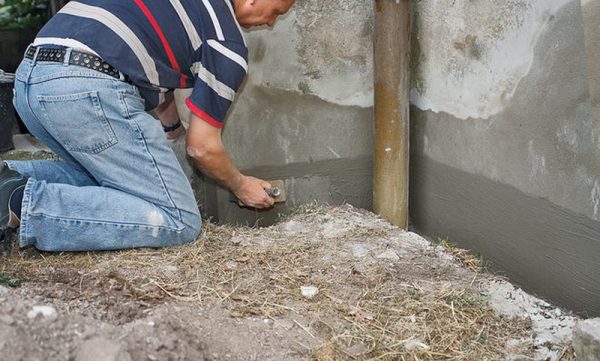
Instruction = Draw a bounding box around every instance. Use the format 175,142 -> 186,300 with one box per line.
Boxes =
27,305 -> 58,320
483,280 -> 577,361
572,318 -> 600,361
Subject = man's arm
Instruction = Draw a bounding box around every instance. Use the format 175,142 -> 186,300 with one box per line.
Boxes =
186,114 -> 275,209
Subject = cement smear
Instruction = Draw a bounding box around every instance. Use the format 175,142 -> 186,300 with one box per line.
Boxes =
410,154 -> 600,316
213,156 -> 373,226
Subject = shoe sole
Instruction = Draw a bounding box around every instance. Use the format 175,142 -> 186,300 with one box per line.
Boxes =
0,176 -> 27,227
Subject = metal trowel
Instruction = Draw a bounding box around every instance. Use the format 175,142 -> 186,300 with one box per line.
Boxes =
230,179 -> 286,207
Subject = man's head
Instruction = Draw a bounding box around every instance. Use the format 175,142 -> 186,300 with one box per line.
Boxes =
234,0 -> 295,28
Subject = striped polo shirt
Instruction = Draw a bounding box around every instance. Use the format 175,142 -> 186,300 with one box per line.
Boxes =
34,0 -> 248,128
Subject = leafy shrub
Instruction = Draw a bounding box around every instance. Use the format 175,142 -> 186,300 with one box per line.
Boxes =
0,0 -> 48,30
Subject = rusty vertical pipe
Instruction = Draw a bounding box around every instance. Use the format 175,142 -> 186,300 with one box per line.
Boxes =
373,0 -> 411,228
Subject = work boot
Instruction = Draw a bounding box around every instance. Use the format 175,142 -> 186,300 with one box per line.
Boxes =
0,226 -> 16,252
0,162 -> 28,229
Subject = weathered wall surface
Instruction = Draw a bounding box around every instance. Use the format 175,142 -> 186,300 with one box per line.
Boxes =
175,0 -> 375,225
582,0 -> 600,116
409,0 -> 600,316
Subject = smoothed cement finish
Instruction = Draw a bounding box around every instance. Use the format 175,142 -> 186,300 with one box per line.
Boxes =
216,156 -> 372,226
410,0 -> 600,315
409,155 -> 600,316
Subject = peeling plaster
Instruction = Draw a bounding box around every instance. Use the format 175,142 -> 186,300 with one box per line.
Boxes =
411,0 -> 571,119
592,180 -> 600,220
243,1 -> 374,108
527,140 -> 546,180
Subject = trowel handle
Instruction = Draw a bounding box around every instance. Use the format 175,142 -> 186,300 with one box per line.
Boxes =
266,187 -> 281,198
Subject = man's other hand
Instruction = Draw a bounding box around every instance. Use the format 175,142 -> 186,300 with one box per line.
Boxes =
233,176 -> 275,209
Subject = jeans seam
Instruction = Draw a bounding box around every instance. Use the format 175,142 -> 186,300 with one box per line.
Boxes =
26,69 -> 127,84
18,179 -> 34,247
121,98 -> 183,222
136,128 -> 183,221
26,212 -> 185,232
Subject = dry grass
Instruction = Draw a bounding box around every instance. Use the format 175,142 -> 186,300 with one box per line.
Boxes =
0,205 -> 571,360
438,239 -> 485,273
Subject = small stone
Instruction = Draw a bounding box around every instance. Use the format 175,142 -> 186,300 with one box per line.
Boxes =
344,342 -> 369,357
554,308 -> 562,317
0,314 -> 15,325
348,243 -> 370,258
27,305 -> 57,320
377,249 -> 400,261
163,265 -> 178,272
300,286 -> 319,298
275,319 -> 295,330
75,337 -> 131,361
351,262 -> 369,275
573,318 -> 600,361
0,285 -> 10,296
224,261 -> 238,270
404,339 -> 430,351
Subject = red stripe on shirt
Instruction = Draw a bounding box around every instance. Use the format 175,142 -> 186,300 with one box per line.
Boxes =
186,98 -> 223,128
133,0 -> 187,88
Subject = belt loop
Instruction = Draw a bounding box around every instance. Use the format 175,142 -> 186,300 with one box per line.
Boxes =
63,48 -> 73,66
24,44 -> 33,58
31,46 -> 40,65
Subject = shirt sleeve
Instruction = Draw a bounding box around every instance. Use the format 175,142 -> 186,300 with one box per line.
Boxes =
186,39 -> 248,128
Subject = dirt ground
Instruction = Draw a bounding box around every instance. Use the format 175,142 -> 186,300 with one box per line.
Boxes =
0,205 -> 580,360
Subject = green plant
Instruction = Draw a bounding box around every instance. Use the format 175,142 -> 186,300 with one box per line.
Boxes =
0,273 -> 22,287
0,0 -> 48,30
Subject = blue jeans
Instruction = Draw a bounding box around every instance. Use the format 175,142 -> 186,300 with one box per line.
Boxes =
8,51 -> 201,251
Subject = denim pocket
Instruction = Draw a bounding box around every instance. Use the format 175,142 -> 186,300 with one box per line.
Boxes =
38,91 -> 118,154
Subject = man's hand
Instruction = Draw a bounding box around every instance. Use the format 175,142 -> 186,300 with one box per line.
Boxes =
232,176 -> 275,209
186,113 -> 274,209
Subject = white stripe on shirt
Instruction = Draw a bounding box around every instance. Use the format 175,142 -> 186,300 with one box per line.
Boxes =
222,0 -> 246,46
60,1 -> 160,85
191,62 -> 235,101
33,37 -> 99,55
207,39 -> 247,71
169,0 -> 202,50
201,0 -> 225,41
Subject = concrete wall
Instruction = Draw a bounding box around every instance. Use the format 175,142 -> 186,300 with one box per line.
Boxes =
409,0 -> 600,316
174,0 -> 600,316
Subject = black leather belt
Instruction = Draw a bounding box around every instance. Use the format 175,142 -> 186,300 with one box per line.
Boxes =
25,46 -> 123,80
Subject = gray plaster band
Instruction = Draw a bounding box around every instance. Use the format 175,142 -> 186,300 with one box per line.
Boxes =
410,154 -> 600,316
213,156 -> 373,226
